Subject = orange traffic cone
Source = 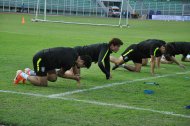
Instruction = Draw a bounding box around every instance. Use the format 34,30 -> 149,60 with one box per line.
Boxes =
22,16 -> 25,24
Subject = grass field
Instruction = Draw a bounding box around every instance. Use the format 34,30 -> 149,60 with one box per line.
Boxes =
0,13 -> 190,126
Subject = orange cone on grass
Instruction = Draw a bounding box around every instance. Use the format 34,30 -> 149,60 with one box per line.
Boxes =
22,16 -> 25,24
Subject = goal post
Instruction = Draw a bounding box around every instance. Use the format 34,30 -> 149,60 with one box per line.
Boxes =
33,0 -> 130,27
119,0 -> 130,27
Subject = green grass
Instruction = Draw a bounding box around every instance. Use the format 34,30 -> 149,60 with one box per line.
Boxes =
0,13 -> 190,126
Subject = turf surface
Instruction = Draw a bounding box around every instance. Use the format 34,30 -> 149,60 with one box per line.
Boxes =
0,13 -> 190,126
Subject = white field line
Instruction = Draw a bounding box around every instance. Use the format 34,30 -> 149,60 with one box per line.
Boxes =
0,90 -> 190,119
48,71 -> 190,98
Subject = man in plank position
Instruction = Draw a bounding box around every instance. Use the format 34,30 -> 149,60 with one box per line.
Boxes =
110,39 -> 166,75
164,42 -> 189,68
14,47 -> 92,87
72,38 -> 123,79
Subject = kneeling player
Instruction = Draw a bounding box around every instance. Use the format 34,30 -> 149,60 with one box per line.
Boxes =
13,47 -> 92,87
164,42 -> 190,68
110,39 -> 166,75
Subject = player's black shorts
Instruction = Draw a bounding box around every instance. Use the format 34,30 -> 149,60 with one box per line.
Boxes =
121,44 -> 143,64
33,50 -> 53,76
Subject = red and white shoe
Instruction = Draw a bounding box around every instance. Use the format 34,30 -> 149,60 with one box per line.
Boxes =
14,70 -> 25,84
24,68 -> 31,75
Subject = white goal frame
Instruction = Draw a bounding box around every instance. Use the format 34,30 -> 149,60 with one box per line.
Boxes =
32,0 -> 130,27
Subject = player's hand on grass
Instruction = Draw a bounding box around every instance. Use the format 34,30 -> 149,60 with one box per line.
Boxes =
107,76 -> 112,80
77,81 -> 80,88
106,76 -> 110,80
179,64 -> 185,69
76,74 -> 82,79
106,73 -> 112,80
75,76 -> 81,88
110,74 -> 112,79
157,65 -> 160,69
151,72 -> 155,76
154,74 -> 160,76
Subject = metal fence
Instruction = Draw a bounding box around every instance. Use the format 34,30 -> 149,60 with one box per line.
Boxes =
0,0 -> 37,13
130,1 -> 190,16
0,0 -> 108,17
0,0 -> 190,17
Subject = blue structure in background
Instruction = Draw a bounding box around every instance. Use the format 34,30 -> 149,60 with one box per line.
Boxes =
148,10 -> 154,19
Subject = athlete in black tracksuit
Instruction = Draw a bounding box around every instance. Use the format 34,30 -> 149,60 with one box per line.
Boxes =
33,47 -> 79,76
164,42 -> 190,68
136,39 -> 166,58
165,42 -> 190,61
74,38 -> 123,79
14,47 -> 92,86
122,39 -> 165,63
74,43 -> 112,79
111,39 -> 166,75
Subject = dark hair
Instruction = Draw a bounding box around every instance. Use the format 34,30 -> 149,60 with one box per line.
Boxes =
166,43 -> 175,55
164,54 -> 172,61
108,38 -> 123,46
80,55 -> 92,69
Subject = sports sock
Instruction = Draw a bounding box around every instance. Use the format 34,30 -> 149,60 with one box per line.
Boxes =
21,72 -> 29,80
29,70 -> 36,76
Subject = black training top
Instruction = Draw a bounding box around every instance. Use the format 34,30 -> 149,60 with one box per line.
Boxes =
74,43 -> 112,79
42,47 -> 78,71
167,42 -> 190,56
136,39 -> 166,58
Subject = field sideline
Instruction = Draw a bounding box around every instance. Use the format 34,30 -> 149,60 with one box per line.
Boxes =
0,13 -> 190,126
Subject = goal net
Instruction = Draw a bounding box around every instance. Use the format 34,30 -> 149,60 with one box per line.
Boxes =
33,0 -> 130,27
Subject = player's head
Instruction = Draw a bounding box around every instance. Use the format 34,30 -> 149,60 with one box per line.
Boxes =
165,43 -> 175,55
153,39 -> 166,54
159,44 -> 166,54
76,55 -> 92,68
164,54 -> 172,61
109,38 -> 123,53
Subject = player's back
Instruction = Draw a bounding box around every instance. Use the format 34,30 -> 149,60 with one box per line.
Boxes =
136,39 -> 166,58
43,47 -> 78,70
168,42 -> 190,55
137,39 -> 165,50
74,43 -> 109,62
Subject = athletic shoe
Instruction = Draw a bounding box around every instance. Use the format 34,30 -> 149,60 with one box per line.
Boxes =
14,70 -> 25,84
112,65 -> 119,70
24,68 -> 31,75
23,68 -> 32,84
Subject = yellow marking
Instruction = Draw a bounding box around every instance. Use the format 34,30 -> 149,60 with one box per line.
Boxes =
101,49 -> 109,62
154,48 -> 159,56
37,58 -> 42,72
123,49 -> 133,57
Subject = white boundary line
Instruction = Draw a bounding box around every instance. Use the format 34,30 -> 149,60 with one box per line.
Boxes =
48,71 -> 190,97
0,90 -> 190,119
